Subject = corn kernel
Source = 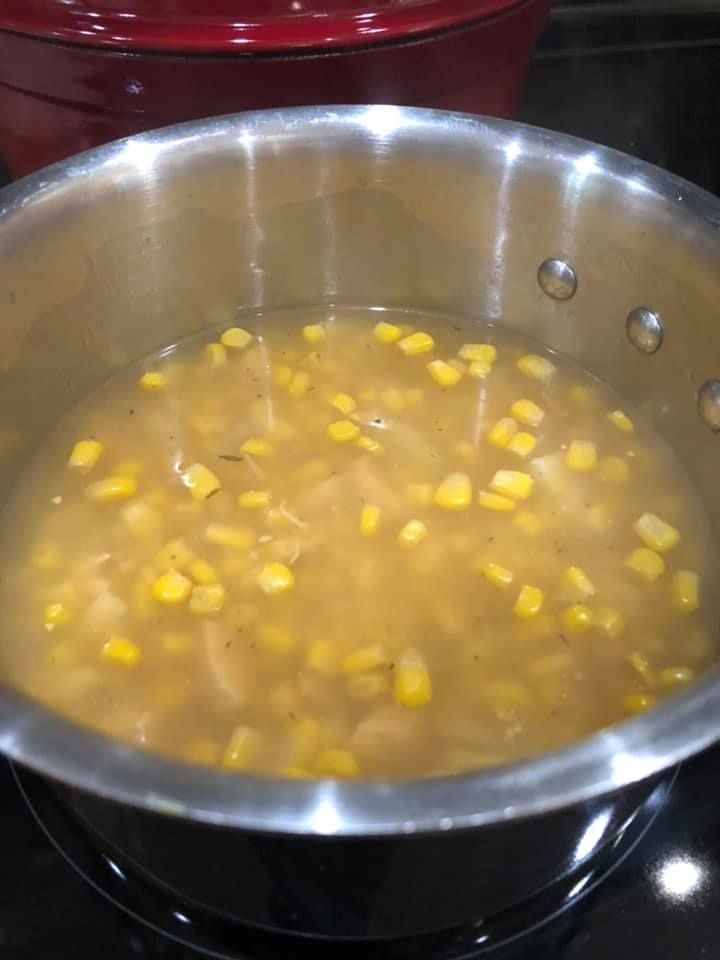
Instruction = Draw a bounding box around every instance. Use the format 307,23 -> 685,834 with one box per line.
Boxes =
513,510 -> 543,536
257,562 -> 294,595
204,342 -> 227,366
488,417 -> 518,449
222,725 -> 261,770
624,691 -> 657,714
625,547 -> 665,582
139,371 -> 167,391
342,643 -> 386,675
507,432 -> 537,458
184,738 -> 221,766
181,462 -> 221,500
306,638 -> 338,675
331,392 -> 357,416
381,387 -> 407,414
154,538 -> 194,570
672,570 -> 700,613
302,323 -> 326,344
189,583 -> 225,615
407,483 -> 433,506
327,419 -> 360,443
220,326 -> 253,350
517,354 -> 556,382
514,585 -> 544,619
162,631 -> 192,655
359,503 -> 381,537
608,409 -> 634,433
432,472 -> 472,511
599,456 -> 630,484
562,604 -> 593,633
482,562 -> 514,589
101,635 -> 141,667
85,474 -> 137,502
314,748 -> 359,778
510,399 -> 545,428
633,512 -> 679,553
356,434 -> 383,454
628,650 -> 653,683
43,602 -> 71,629
562,566 -> 595,599
122,501 -> 161,540
240,437 -> 274,458
398,331 -> 434,356
565,441 -> 598,472
394,647 -> 432,707
459,343 -> 497,364
427,359 -> 462,387
477,490 -> 516,512
659,665 -> 695,689
490,469 -> 533,501
238,489 -> 272,509
152,569 -> 192,604
258,624 -> 296,656
288,370 -> 310,398
468,359 -> 493,379
68,439 -> 104,472
373,320 -> 403,343
347,673 -> 390,700
397,519 -> 428,547
595,607 -> 625,639
452,441 -> 478,464
31,541 -> 61,571
273,364 -> 293,388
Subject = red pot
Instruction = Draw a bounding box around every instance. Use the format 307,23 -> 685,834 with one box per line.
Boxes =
0,0 -> 548,178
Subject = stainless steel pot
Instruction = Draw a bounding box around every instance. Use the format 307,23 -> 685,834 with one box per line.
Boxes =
1,106 -> 719,939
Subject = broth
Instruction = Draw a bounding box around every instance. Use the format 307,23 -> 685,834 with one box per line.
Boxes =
0,308 -> 715,779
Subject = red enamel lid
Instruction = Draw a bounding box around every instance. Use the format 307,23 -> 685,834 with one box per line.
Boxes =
0,0 -> 525,53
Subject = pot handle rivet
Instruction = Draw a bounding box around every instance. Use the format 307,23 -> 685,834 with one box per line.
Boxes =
537,258 -> 577,300
698,379 -> 720,432
626,307 -> 663,354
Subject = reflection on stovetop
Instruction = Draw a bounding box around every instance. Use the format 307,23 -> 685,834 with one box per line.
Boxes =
0,745 -> 718,959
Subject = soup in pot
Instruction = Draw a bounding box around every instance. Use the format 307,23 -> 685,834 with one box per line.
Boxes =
0,308 -> 715,778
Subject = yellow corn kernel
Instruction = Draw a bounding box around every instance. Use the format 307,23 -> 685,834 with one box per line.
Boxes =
203,341 -> 227,366
181,462 -> 221,500
595,607 -> 625,639
257,562 -> 294,595
189,583 -> 225,615
43,602 -> 71,629
562,604 -> 593,633
514,585 -> 544,619
101,635 -> 141,667
327,419 -> 360,443
68,438 -> 104,472
222,725 -> 261,770
562,566 -> 595,599
184,738 -> 221,766
258,624 -> 296,656
397,331 -> 434,356
331,392 -> 357,416
633,512 -> 679,553
347,673 -> 390,700
427,359 -> 462,387
407,483 -> 433,506
314,748 -> 359,778
599,455 -> 630,484
31,541 -> 61,572
220,326 -> 253,350
359,503 -> 381,537
154,538 -> 194,571
85,474 -> 137,502
659,666 -> 695,689
459,343 -> 497,364
356,434 -> 383,454
138,371 -> 167,392
482,562 -> 514,589
488,417 -> 518,449
608,409 -> 634,433
514,511 -> 542,536
240,437 -> 274,457
207,525 -> 255,552
628,650 -> 653,684
468,359 -> 493,379
517,354 -> 556,382
510,399 -> 545,428
272,364 -> 293,388
162,631 -> 192,655
507,432 -> 537,458
432,472 -> 472,511
490,469 -> 533,501
672,570 -> 700,613
342,643 -> 386,675
452,441 -> 478,464
477,490 -> 516,512
397,519 -> 428,547
394,647 -> 432,707
381,387 -> 407,414
624,691 -> 657,714
625,547 -> 665,582
306,638 -> 338,675
404,387 -> 424,407
287,370 -> 310,398
302,323 -> 326,344
152,569 -> 192,604
373,320 -> 403,343
565,440 -> 598,472
238,489 -> 272,509
122,501 -> 161,540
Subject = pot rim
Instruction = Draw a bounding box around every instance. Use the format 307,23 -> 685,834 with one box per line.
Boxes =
1,105 -> 720,836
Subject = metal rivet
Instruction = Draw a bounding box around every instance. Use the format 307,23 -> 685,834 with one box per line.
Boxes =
698,379 -> 720,432
626,307 -> 663,354
537,258 -> 577,300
